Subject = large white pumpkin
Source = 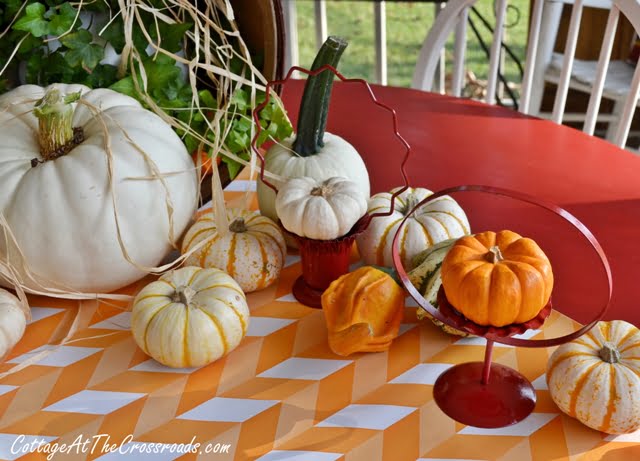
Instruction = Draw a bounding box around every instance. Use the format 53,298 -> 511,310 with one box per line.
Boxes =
356,187 -> 470,269
0,84 -> 198,293
257,133 -> 370,226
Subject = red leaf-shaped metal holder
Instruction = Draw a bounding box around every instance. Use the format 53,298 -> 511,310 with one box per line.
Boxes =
392,184 -> 612,428
251,65 -> 412,307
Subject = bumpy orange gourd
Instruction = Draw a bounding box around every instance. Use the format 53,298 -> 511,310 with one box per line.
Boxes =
441,230 -> 553,327
321,266 -> 405,356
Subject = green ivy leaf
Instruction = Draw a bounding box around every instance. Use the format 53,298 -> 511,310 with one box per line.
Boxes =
13,2 -> 49,38
2,0 -> 24,20
198,89 -> 216,109
49,3 -> 77,36
151,22 -> 193,53
143,55 -> 183,100
83,64 -> 118,88
223,155 -> 243,179
60,29 -> 103,71
110,76 -> 142,101
13,31 -> 42,56
101,17 -> 125,53
230,89 -> 250,111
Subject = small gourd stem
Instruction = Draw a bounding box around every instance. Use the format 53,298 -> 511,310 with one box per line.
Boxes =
485,246 -> 504,264
292,36 -> 348,157
33,89 -> 82,160
173,285 -> 196,305
599,343 -> 621,363
229,217 -> 248,233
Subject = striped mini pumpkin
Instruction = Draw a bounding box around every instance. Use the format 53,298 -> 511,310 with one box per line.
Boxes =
131,266 -> 249,368
546,320 -> 640,434
181,208 -> 286,293
356,187 -> 470,270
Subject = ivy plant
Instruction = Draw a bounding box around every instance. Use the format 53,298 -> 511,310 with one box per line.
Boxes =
0,1 -> 292,179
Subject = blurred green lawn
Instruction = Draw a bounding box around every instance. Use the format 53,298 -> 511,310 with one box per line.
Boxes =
294,0 -> 529,90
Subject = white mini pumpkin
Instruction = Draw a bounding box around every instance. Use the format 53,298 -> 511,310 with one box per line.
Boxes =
356,187 -> 470,269
276,176 -> 368,240
547,320 -> 640,434
0,289 -> 28,362
0,84 -> 197,293
257,134 -> 370,226
131,266 -> 250,368
181,208 -> 286,292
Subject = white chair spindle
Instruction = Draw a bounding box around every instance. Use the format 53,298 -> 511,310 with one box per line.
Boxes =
485,0 -> 508,104
584,6 -> 620,135
374,1 -> 388,85
314,1 -> 328,51
452,7 -> 469,97
552,0 -> 585,124
519,0 -> 546,113
412,0 -> 470,91
282,0 -> 299,72
614,59 -> 640,147
435,2 -> 447,93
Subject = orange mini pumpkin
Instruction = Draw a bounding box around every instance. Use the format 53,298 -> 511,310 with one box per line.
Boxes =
441,230 -> 553,327
321,266 -> 405,356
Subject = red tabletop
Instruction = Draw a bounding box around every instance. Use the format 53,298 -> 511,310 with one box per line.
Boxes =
282,81 -> 640,327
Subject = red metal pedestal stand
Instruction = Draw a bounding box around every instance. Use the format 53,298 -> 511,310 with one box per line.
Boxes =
432,288 -> 551,428
251,65 -> 411,308
392,185 -> 612,429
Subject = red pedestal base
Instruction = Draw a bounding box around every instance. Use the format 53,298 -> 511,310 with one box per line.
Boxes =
433,361 -> 537,428
292,276 -> 324,308
286,216 -> 371,308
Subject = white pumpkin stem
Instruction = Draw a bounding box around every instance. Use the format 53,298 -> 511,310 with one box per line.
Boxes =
229,218 -> 248,233
33,89 -> 83,161
599,342 -> 621,363
173,285 -> 196,306
403,194 -> 419,214
310,185 -> 328,197
485,246 -> 504,264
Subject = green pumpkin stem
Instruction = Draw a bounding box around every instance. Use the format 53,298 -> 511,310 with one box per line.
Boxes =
599,342 -> 621,363
292,36 -> 348,157
33,89 -> 83,161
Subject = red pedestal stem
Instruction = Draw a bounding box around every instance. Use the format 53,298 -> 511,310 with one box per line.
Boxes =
288,217 -> 369,308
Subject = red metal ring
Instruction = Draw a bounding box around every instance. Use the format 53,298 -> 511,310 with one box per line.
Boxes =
250,64 -> 411,218
391,184 -> 612,348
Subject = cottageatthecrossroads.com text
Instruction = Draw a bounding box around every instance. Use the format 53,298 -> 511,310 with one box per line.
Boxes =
11,434 -> 232,459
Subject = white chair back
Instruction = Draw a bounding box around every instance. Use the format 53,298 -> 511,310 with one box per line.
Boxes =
411,0 -> 640,148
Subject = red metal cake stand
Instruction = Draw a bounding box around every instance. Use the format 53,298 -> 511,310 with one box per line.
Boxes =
392,185 -> 612,428
251,65 -> 411,307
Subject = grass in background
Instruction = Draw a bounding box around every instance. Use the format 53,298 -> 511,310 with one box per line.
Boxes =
295,0 -> 529,91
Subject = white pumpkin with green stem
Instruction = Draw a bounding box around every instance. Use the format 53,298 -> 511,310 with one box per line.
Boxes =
0,84 -> 198,293
257,36 -> 370,233
276,176 -> 368,240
